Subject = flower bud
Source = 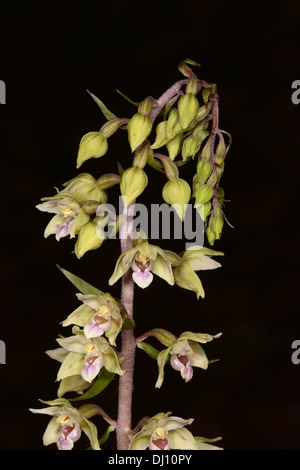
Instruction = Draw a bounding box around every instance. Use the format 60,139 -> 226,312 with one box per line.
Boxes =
150,121 -> 168,149
185,76 -> 198,95
96,173 -> 121,190
127,113 -> 152,152
120,166 -> 148,206
76,132 -> 108,168
196,160 -> 213,184
177,93 -> 199,129
166,134 -> 182,161
162,178 -> 191,220
195,184 -> 214,205
133,141 -> 152,169
166,108 -> 182,139
75,221 -> 104,258
100,118 -> 128,138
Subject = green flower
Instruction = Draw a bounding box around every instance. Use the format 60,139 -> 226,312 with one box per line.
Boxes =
29,398 -> 101,450
62,292 -> 123,346
109,239 -> 174,289
36,193 -> 90,241
173,246 -> 223,298
47,329 -> 123,396
129,412 -> 198,450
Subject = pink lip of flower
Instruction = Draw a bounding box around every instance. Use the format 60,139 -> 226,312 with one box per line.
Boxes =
57,423 -> 81,450
170,354 -> 193,382
81,354 -> 105,382
84,314 -> 111,339
55,217 -> 75,241
131,256 -> 153,288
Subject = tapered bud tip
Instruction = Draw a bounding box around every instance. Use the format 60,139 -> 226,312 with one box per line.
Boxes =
128,113 -> 152,152
162,178 -> 191,220
178,94 -> 199,129
120,166 -> 148,206
76,132 -> 108,168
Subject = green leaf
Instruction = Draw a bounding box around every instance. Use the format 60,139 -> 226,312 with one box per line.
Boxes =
57,265 -> 105,295
71,369 -> 115,402
87,89 -> 118,121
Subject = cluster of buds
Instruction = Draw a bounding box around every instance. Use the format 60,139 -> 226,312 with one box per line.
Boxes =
32,60 -> 231,450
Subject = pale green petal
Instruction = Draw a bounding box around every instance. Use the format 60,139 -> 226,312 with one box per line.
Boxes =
57,375 -> 90,398
188,341 -> 209,369
61,304 -> 94,328
81,418 -> 101,450
44,214 -> 65,237
173,261 -> 205,299
168,427 -> 199,450
178,331 -> 220,344
155,348 -> 171,388
151,254 -> 174,285
109,247 -> 137,285
57,352 -> 85,381
56,335 -> 88,353
42,416 -> 61,446
46,347 -> 69,363
159,416 -> 194,432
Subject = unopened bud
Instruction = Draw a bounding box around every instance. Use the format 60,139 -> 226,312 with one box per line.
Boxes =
166,134 -> 182,161
138,97 -> 153,116
195,184 -> 214,205
150,121 -> 168,149
77,132 -> 108,168
100,118 -> 128,138
133,141 -> 152,169
75,221 -> 104,258
177,93 -> 199,129
96,173 -> 121,190
162,177 -> 191,220
120,166 -> 148,206
127,113 -> 152,152
196,160 -> 213,184
185,76 -> 198,95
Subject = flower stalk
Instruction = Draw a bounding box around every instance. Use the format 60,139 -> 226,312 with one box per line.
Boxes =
116,201 -> 136,450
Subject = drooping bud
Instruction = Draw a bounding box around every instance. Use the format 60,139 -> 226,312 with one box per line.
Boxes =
100,118 -> 128,138
133,141 -> 152,169
166,134 -> 182,160
196,160 -> 214,184
162,178 -> 191,220
150,121 -> 168,149
177,93 -> 199,129
76,132 -> 108,168
194,184 -> 214,205
75,221 -> 104,258
185,76 -> 198,95
127,113 -> 152,152
120,166 -> 148,206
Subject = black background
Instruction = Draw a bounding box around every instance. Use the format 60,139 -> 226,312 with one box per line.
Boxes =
0,0 -> 299,451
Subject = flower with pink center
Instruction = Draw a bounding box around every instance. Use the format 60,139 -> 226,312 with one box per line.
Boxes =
29,398 -> 101,450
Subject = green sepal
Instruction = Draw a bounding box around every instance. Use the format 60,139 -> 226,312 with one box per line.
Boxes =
87,89 -> 118,120
57,265 -> 105,295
